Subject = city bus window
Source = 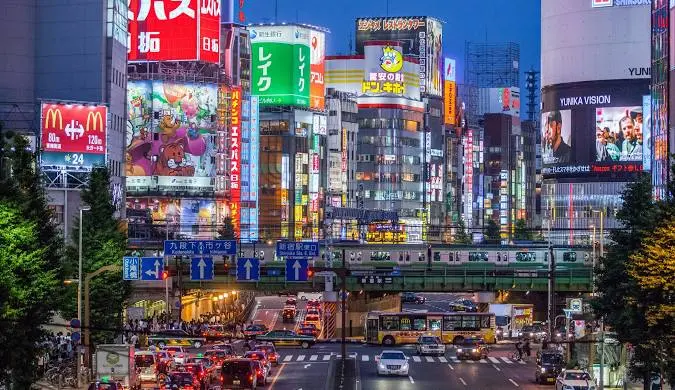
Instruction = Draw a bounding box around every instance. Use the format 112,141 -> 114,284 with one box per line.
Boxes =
429,319 -> 441,331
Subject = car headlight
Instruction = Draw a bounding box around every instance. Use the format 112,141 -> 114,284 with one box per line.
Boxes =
401,362 -> 409,370
540,367 -> 546,373
472,348 -> 477,353
378,362 -> 386,370
457,348 -> 463,353
562,386 -> 574,390
496,329 -> 502,334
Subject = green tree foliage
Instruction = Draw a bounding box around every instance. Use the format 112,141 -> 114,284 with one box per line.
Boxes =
484,219 -> 500,244
454,219 -> 472,244
513,219 -> 532,241
592,173 -> 674,385
0,132 -> 64,388
65,167 -> 130,345
217,216 -> 237,240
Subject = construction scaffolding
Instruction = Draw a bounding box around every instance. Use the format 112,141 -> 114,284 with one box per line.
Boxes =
464,42 -> 520,126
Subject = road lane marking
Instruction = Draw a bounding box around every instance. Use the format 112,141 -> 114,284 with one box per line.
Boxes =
489,357 -> 500,363
361,355 -> 369,361
304,364 -> 311,369
466,359 -> 475,363
268,363 -> 286,390
501,357 -> 513,364
448,364 -> 454,370
492,364 -> 501,371
412,356 -> 421,362
451,357 -> 460,362
439,357 -> 447,362
479,359 -> 488,363
509,378 -> 519,387
459,377 -> 467,386
425,356 -> 434,362
408,376 -> 415,384
309,355 -> 318,361
323,355 -> 331,361
283,355 -> 292,362
297,355 -> 306,361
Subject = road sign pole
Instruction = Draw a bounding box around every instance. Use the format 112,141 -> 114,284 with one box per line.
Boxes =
341,248 -> 346,364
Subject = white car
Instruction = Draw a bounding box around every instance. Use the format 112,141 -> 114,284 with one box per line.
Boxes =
376,350 -> 410,376
416,336 -> 446,356
164,346 -> 188,365
555,369 -> 596,390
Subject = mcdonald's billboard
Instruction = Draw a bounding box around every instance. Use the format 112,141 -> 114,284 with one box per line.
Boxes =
40,103 -> 107,168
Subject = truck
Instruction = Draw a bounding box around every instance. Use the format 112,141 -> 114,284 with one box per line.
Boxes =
488,304 -> 534,339
94,344 -> 140,390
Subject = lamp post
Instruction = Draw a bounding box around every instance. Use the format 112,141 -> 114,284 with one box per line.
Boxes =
77,205 -> 90,388
591,209 -> 605,389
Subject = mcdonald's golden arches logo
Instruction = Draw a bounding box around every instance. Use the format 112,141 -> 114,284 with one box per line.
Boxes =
86,110 -> 104,132
44,108 -> 63,130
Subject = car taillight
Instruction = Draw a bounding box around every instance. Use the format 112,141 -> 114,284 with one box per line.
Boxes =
257,369 -> 261,374
221,375 -> 224,382
249,374 -> 254,381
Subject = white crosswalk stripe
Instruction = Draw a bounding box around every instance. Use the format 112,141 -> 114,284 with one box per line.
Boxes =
277,354 -> 532,364
283,355 -> 292,362
297,355 -> 306,361
323,355 -> 331,361
479,359 -> 488,364
309,355 -> 318,361
412,356 -> 421,362
450,357 -> 460,362
362,355 -> 369,361
466,359 -> 476,363
488,357 -> 500,363
501,357 -> 513,364
438,357 -> 447,363
425,356 -> 434,362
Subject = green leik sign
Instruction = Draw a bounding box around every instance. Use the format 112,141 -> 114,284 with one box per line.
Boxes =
251,25 -> 311,107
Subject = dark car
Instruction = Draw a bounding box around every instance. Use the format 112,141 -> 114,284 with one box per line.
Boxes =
448,299 -> 478,312
401,292 -> 426,304
535,349 -> 565,384
204,349 -> 233,364
182,363 -> 210,389
254,344 -> 280,366
166,371 -> 201,390
282,306 -> 296,323
455,338 -> 489,361
219,359 -> 258,390
87,380 -> 124,390
298,323 -> 319,338
285,297 -> 297,306
243,324 -> 269,340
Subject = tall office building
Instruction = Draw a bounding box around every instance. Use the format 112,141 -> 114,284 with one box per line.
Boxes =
542,0 -> 650,244
651,0 -> 671,199
0,0 -> 128,241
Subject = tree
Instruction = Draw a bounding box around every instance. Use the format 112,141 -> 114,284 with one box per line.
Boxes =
65,167 -> 130,345
484,219 -> 500,244
217,216 -> 237,240
513,219 -> 532,241
591,173 -> 669,386
454,219 -> 472,244
0,132 -> 64,388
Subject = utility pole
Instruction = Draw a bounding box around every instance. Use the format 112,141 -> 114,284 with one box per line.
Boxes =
341,248 -> 347,363
548,241 -> 556,338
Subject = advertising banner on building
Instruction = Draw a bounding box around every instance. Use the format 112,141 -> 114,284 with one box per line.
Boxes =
248,96 -> 260,241
478,87 -> 520,117
128,0 -> 221,63
40,102 -> 107,168
126,80 -> 217,193
444,58 -> 457,125
250,25 -> 311,107
355,16 -> 443,96
309,30 -> 326,110
229,86 -> 242,237
540,79 -> 648,179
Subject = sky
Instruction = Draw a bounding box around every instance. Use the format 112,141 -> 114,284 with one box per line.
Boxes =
238,0 -> 541,90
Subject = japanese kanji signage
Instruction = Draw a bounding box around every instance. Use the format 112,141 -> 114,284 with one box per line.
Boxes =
229,86 -> 242,237
40,102 -> 107,168
164,239 -> 237,256
250,25 -> 312,107
309,30 -> 326,110
128,0 -> 221,63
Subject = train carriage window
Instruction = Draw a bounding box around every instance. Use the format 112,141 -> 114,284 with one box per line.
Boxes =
563,252 -> 577,262
469,252 -> 488,262
380,315 -> 399,331
516,252 -> 536,262
443,316 -> 461,331
370,251 -> 391,261
429,319 -> 441,331
449,252 -> 454,262
544,252 -> 549,262
433,252 -> 441,262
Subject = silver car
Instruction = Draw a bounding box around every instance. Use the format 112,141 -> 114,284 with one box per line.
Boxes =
416,336 -> 446,356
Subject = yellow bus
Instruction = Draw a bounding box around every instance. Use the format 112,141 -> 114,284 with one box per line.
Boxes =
365,311 -> 496,346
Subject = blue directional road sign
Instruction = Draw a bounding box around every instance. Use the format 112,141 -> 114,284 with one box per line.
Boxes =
286,258 -> 309,282
190,257 -> 214,281
164,240 -> 237,256
140,257 -> 164,281
277,242 -> 319,258
236,258 -> 260,282
123,256 -> 140,280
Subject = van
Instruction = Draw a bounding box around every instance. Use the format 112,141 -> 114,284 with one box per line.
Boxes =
135,351 -> 158,384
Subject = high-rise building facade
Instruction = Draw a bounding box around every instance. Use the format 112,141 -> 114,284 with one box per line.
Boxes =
542,0 -> 650,244
651,0 -> 671,199
0,0 -> 128,241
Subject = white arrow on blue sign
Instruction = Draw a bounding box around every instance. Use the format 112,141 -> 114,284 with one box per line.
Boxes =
123,256 -> 140,280
237,258 -> 260,281
140,257 -> 163,281
190,257 -> 214,281
285,258 -> 308,282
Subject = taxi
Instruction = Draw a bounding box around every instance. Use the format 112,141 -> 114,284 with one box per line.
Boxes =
148,329 -> 205,349
256,330 -> 316,349
304,312 -> 322,330
243,324 -> 269,340
297,323 -> 320,338
282,306 -> 297,323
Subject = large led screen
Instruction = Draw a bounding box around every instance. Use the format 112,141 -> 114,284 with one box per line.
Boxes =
126,80 -> 217,193
541,79 -> 649,179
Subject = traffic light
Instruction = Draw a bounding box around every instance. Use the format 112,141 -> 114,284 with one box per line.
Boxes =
307,267 -> 314,278
162,271 -> 169,280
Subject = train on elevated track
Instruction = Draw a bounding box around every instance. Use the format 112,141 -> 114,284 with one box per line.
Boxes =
238,243 -> 592,270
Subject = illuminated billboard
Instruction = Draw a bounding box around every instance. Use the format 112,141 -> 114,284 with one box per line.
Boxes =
41,102 -> 107,168
127,197 -> 224,239
250,25 -> 311,107
541,80 -> 649,178
127,0 -> 220,63
444,58 -> 457,125
478,87 -> 520,117
309,30 -> 326,110
355,16 -> 443,96
248,96 -> 260,241
229,86 -> 242,237
126,80 -> 217,193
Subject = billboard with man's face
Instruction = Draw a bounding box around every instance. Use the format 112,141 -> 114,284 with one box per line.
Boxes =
40,103 -> 107,168
541,79 -> 648,179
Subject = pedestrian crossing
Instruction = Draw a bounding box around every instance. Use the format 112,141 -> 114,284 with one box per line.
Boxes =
277,353 -> 528,365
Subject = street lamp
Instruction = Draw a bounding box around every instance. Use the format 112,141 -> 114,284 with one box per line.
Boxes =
591,209 -> 605,390
77,205 -> 90,388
